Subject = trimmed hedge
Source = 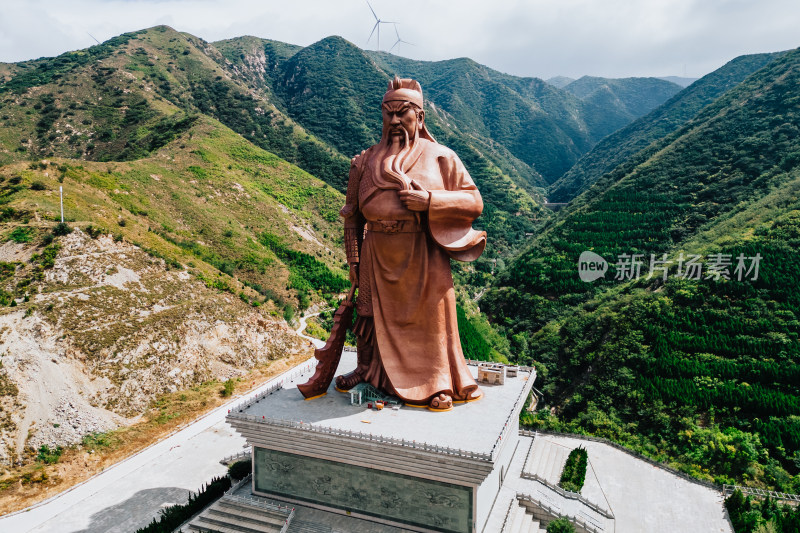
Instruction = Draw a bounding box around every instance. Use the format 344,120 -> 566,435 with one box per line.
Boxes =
134,475 -> 231,533
228,458 -> 251,481
559,446 -> 588,493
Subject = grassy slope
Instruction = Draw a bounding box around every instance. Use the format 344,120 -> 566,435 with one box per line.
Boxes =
1,115 -> 348,310
484,47 -> 800,490
0,26 -> 354,309
0,26 -> 351,190
549,52 -> 785,202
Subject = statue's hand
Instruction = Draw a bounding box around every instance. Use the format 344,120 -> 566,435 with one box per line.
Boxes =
397,188 -> 430,211
349,263 -> 359,288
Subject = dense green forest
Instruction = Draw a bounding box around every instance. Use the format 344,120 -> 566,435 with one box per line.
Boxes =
561,75 -> 682,121
487,47 -> 800,493
726,490 -> 800,532
549,52 -> 783,202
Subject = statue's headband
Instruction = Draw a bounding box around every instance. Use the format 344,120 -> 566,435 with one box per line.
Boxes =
382,77 -> 423,109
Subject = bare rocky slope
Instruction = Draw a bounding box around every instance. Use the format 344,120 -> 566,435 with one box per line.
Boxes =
0,229 -> 305,465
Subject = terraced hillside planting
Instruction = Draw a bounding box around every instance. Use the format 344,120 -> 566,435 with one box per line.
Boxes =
485,47 -> 800,491
549,52 -> 784,202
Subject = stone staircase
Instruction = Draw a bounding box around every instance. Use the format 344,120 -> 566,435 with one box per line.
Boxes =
525,437 -> 570,484
183,495 -> 293,533
285,519 -> 333,533
502,501 -> 547,533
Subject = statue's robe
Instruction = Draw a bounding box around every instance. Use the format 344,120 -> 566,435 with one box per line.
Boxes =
342,138 -> 486,404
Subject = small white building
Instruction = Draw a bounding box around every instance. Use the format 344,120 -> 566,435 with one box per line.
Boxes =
477,363 -> 507,385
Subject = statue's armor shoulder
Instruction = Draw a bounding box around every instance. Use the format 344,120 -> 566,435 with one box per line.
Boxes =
351,146 -> 376,171
419,138 -> 457,161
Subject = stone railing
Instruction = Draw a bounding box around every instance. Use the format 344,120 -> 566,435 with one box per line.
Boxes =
230,411 -> 493,461
227,362 -> 317,413
500,498 -> 517,532
223,473 -> 297,532
520,436 -> 535,473
279,509 -> 295,533
723,484 -> 800,503
517,493 -> 607,533
464,359 -> 536,373
224,474 -> 295,515
518,432 -> 613,519
488,367 -> 536,460
520,471 -> 614,519
224,472 -> 252,496
520,429 -> 721,492
219,449 -> 251,466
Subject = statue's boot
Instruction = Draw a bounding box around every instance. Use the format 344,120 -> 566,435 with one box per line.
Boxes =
453,387 -> 484,404
335,333 -> 373,392
428,393 -> 454,412
427,387 -> 483,412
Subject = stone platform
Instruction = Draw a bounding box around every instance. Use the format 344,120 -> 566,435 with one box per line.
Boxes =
226,352 -> 535,533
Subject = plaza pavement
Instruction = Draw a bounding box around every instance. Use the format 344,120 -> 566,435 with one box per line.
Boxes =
529,434 -> 732,533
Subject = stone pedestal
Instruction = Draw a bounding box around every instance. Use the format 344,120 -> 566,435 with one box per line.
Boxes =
227,353 -> 534,533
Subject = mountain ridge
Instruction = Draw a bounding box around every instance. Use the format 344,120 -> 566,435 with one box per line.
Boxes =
483,45 -> 800,491
549,51 -> 786,202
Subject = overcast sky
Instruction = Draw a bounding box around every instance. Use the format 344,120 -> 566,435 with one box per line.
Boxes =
2,0 -> 799,80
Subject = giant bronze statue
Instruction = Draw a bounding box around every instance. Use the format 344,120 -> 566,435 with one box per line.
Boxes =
299,77 -> 486,411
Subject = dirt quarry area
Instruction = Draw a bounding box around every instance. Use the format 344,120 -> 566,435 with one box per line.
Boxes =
0,230 -> 313,514
0,350 -> 311,516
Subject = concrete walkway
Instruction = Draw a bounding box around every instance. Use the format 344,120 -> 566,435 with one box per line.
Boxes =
0,356 -> 318,533
531,434 -> 732,533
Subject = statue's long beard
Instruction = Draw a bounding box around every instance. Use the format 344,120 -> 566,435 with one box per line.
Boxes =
379,127 -> 418,190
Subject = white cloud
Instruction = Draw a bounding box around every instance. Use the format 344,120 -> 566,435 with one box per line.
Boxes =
1,0 -> 798,80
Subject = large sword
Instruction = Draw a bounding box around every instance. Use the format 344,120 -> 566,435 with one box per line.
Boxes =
297,285 -> 356,400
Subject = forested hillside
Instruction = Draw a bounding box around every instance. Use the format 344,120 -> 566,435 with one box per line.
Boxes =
562,75 -> 681,122
483,46 -> 800,491
370,53 -> 679,185
549,52 -> 784,202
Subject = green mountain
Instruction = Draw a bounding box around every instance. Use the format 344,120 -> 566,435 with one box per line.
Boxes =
563,75 -> 682,119
482,47 -> 800,491
369,53 -> 681,185
0,27 -> 351,190
215,35 -> 549,256
549,52 -> 784,202
545,76 -> 575,89
658,75 -> 698,88
216,35 -> 683,187
0,27 -> 352,312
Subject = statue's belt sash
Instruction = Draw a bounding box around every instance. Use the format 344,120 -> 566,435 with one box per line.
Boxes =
365,219 -> 422,234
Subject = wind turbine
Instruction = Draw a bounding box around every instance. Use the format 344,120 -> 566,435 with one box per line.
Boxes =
366,1 -> 394,52
389,23 -> 413,54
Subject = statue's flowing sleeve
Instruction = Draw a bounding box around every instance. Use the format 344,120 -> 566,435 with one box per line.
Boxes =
427,152 -> 486,262
340,154 -> 366,264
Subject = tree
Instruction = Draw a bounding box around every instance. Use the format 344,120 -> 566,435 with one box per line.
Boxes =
547,517 -> 576,533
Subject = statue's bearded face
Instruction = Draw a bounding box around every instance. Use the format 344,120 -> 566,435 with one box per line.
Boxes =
382,101 -> 422,145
